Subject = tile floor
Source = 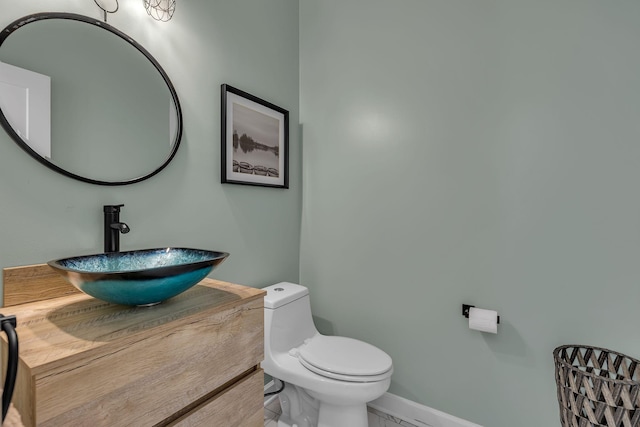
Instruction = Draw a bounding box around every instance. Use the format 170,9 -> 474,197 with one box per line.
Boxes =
263,397 -> 419,427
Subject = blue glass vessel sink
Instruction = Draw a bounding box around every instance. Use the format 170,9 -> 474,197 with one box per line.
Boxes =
48,248 -> 229,306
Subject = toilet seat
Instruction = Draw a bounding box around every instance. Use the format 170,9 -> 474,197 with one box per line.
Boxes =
292,335 -> 393,383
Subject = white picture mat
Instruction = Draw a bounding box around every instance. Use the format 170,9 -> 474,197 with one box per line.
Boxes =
225,91 -> 285,186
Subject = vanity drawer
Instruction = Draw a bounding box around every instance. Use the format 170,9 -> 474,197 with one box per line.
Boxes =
35,298 -> 263,426
169,368 -> 264,427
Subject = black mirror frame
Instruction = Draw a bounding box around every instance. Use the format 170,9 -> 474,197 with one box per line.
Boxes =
0,12 -> 183,186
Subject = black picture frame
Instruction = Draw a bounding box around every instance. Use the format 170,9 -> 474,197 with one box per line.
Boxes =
221,84 -> 289,188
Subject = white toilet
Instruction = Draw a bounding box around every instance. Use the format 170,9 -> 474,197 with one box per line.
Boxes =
262,282 -> 393,427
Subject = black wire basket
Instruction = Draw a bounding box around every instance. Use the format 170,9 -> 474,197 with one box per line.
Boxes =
554,345 -> 640,427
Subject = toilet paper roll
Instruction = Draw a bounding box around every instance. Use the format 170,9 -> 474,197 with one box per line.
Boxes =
468,307 -> 498,334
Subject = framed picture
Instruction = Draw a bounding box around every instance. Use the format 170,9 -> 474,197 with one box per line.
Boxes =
221,84 -> 289,188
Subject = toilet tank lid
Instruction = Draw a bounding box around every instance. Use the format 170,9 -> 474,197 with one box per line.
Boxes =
263,282 -> 309,309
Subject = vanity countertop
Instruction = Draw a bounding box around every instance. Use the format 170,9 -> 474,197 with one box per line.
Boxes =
0,278 -> 265,375
0,272 -> 266,426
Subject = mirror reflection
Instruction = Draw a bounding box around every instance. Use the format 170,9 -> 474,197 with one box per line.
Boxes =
0,14 -> 181,184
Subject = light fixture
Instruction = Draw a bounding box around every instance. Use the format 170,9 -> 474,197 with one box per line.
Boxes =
143,0 -> 176,22
93,0 -> 119,22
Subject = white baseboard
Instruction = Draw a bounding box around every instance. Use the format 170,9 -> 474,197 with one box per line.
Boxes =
264,379 -> 279,407
368,392 -> 482,427
265,379 -> 276,392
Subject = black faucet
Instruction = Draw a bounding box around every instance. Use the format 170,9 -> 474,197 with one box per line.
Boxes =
103,204 -> 130,253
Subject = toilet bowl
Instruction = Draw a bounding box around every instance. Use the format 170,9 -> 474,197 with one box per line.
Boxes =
262,282 -> 393,427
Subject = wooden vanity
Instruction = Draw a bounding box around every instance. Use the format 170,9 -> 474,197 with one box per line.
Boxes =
0,265 -> 265,426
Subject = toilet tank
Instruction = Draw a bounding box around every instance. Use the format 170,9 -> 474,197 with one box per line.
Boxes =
263,282 -> 318,354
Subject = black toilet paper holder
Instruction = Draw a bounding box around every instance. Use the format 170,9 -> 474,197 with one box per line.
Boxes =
462,304 -> 500,324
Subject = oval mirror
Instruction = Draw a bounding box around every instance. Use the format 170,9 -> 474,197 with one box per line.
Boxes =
0,13 -> 183,185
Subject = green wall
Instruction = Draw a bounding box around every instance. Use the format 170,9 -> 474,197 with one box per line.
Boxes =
4,1 -> 640,425
0,0 -> 300,290
299,0 -> 640,426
